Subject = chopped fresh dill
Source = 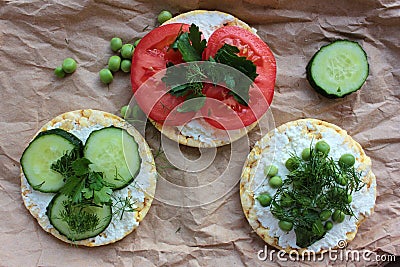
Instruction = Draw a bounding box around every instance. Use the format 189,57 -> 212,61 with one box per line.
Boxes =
269,142 -> 365,247
112,195 -> 138,220
59,200 -> 100,235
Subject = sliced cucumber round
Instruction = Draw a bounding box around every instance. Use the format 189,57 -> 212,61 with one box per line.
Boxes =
21,129 -> 83,192
47,193 -> 112,241
306,40 -> 369,98
84,127 -> 141,190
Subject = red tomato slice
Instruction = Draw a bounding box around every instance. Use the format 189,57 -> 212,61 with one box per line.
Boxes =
202,26 -> 276,130
131,23 -> 195,126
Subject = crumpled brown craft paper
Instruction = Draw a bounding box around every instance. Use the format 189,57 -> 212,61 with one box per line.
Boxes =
1,0 -> 399,266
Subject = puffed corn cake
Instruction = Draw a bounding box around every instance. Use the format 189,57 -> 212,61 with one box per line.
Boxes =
21,109 -> 157,246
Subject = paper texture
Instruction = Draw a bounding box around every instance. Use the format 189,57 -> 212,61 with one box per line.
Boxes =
1,0 -> 399,266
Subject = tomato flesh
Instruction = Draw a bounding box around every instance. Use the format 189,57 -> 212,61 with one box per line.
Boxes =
131,23 -> 194,125
202,26 -> 276,130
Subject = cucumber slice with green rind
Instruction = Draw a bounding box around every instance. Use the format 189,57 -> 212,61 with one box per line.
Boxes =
47,193 -> 112,241
306,40 -> 369,98
84,126 -> 141,190
21,129 -> 83,192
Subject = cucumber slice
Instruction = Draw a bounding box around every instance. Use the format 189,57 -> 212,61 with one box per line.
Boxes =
84,127 -> 141,190
47,193 -> 112,241
21,129 -> 83,192
306,40 -> 369,98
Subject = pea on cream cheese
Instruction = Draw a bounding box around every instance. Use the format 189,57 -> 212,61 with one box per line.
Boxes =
240,119 -> 376,253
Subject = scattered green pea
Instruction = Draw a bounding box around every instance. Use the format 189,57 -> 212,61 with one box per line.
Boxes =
62,58 -> 77,74
120,105 -> 129,117
157,10 -> 172,24
319,210 -> 332,221
285,157 -> 299,171
121,59 -> 132,73
108,55 -> 121,72
264,165 -> 278,177
99,68 -> 113,84
269,176 -> 283,188
257,193 -> 272,207
54,66 -> 65,78
110,37 -> 123,52
332,209 -> 345,223
278,220 -> 293,232
120,44 -> 134,59
301,148 -> 311,161
133,38 -> 141,47
339,154 -> 356,168
325,221 -> 333,231
315,140 -> 330,155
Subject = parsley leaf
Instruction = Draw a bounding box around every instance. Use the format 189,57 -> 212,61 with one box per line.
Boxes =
94,186 -> 113,205
60,175 -> 85,204
171,24 -> 206,62
72,158 -> 91,176
211,44 -> 259,105
163,24 -> 258,110
177,95 -> 206,113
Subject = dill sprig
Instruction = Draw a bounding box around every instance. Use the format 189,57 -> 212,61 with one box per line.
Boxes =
59,200 -> 100,235
270,143 -> 365,247
112,195 -> 138,220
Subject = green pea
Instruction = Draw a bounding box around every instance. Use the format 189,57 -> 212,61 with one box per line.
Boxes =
332,210 -> 345,223
280,193 -> 294,207
339,154 -> 356,168
120,59 -> 131,73
62,58 -> 77,73
110,37 -> 123,52
285,157 -> 299,171
120,105 -> 129,117
319,210 -> 332,221
264,165 -> 278,177
346,194 -> 353,204
336,174 -> 348,186
54,66 -> 65,78
133,38 -> 141,47
315,140 -> 330,155
301,148 -> 311,161
108,55 -> 121,72
257,193 -> 272,207
325,221 -> 333,231
120,44 -> 134,59
99,68 -> 113,84
157,10 -> 172,24
269,176 -> 283,188
278,220 -> 293,232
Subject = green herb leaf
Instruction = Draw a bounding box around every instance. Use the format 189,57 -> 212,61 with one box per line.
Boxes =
269,142 -> 366,248
211,44 -> 258,105
188,24 -> 207,56
172,24 -> 206,62
72,158 -> 91,176
60,175 -> 86,204
94,186 -> 113,205
51,147 -> 81,177
59,201 -> 100,235
177,95 -> 206,113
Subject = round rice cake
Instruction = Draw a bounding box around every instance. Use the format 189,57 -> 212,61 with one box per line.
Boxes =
240,118 -> 376,254
148,10 -> 260,148
20,109 -> 157,246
